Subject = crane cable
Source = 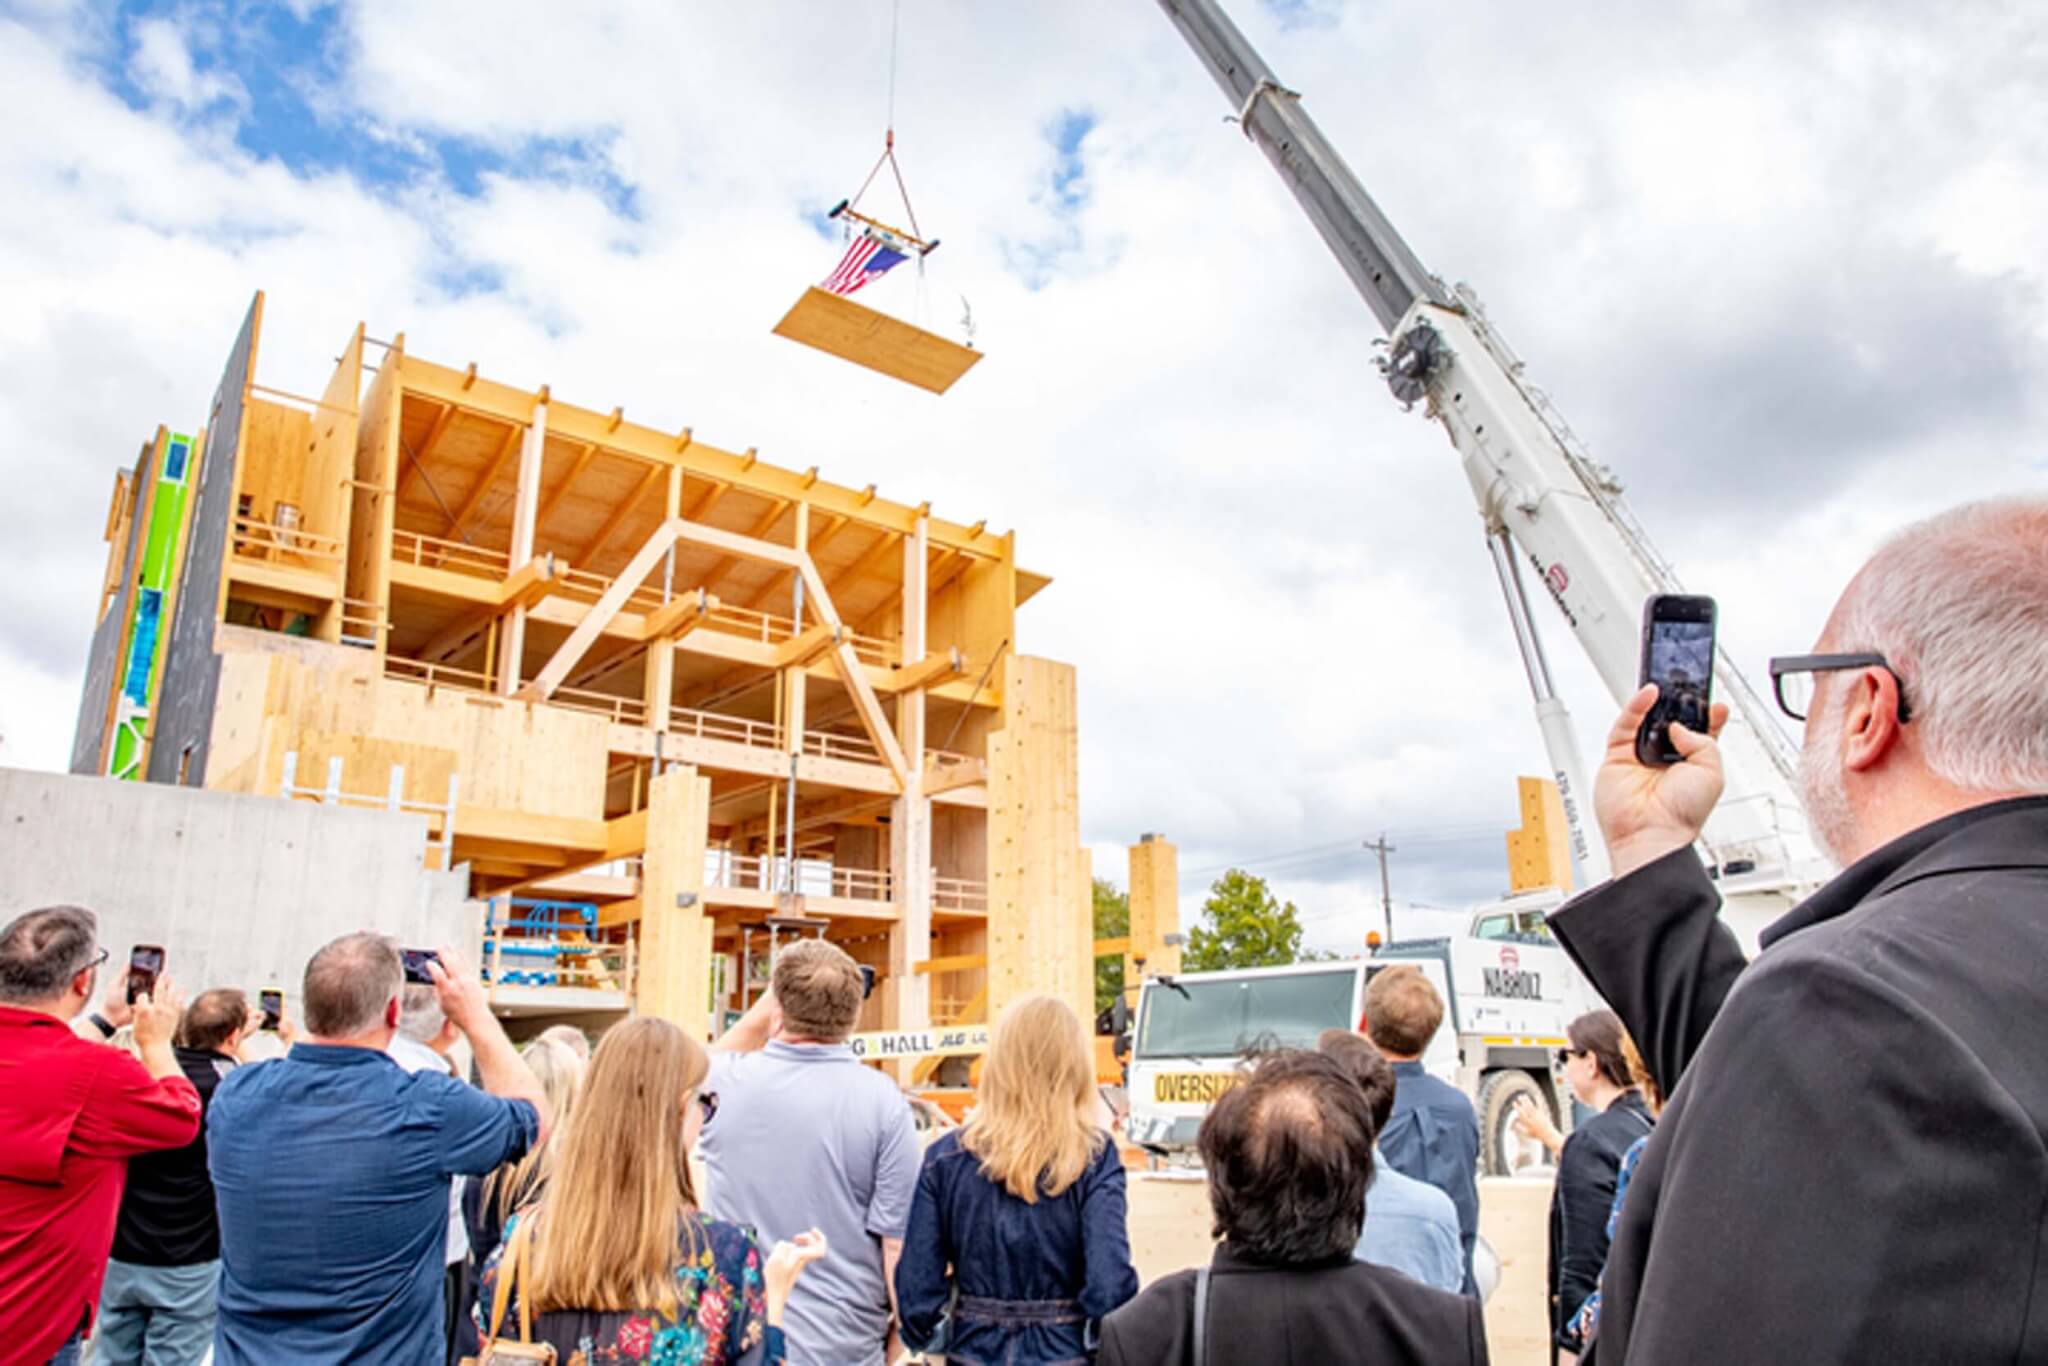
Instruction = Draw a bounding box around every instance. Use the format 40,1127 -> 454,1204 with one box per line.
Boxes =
845,0 -> 924,243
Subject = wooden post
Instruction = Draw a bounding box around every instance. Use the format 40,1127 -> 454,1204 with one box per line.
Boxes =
497,399 -> 546,695
986,655 -> 1086,1023
645,467 -> 683,733
636,765 -> 714,1034
887,516 -> 933,1070
1127,833 -> 1181,1005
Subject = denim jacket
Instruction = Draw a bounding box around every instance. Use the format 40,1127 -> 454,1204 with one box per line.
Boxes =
895,1130 -> 1139,1365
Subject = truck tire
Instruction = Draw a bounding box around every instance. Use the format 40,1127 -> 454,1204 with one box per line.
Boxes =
1478,1069 -> 1552,1177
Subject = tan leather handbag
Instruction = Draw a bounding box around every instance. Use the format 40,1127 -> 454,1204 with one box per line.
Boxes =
462,1217 -> 557,1366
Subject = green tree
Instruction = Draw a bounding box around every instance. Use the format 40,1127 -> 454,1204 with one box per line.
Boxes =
1186,869 -> 1312,971
1093,877 -> 1130,1017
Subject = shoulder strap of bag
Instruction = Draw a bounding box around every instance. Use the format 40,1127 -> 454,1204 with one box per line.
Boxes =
1192,1264 -> 1211,1366
488,1213 -> 540,1345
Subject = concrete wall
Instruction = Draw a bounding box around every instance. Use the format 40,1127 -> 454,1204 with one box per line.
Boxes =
0,767 -> 474,1004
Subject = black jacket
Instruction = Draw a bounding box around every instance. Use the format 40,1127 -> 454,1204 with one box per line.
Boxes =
109,1046 -> 234,1265
1098,1243 -> 1487,1366
1547,1090 -> 1652,1347
1549,796 -> 2048,1364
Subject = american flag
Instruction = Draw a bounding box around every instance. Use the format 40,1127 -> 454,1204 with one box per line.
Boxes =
822,235 -> 907,296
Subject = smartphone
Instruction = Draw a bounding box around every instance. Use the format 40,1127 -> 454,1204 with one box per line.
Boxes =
401,948 -> 440,985
126,945 -> 165,1004
259,988 -> 284,1032
1636,595 -> 1717,766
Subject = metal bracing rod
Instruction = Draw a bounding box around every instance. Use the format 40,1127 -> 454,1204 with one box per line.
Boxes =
1156,0 -> 1447,333
1487,529 -> 1559,703
783,573 -> 805,894
1487,529 -> 1608,885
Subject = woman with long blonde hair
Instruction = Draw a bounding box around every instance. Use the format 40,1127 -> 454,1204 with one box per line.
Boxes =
472,1017 -> 824,1364
464,1035 -> 584,1279
895,994 -> 1138,1364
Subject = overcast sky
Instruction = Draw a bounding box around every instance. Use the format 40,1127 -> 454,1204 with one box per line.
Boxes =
4,0 -> 2043,951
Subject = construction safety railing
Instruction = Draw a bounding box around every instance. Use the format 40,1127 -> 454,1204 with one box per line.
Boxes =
702,849 -> 895,905
933,875 -> 990,914
385,655 -> 495,693
802,728 -> 883,766
390,529 -> 512,580
278,750 -> 459,870
551,685 -> 648,727
339,598 -> 385,651
234,514 -> 344,565
671,705 -> 783,749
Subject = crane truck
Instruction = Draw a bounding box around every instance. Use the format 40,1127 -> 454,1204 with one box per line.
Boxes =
1125,0 -> 1834,1171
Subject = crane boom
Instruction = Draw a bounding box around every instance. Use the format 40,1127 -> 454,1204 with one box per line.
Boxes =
1157,0 -> 1825,927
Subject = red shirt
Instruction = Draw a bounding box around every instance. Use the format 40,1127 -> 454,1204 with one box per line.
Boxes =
0,1006 -> 201,1362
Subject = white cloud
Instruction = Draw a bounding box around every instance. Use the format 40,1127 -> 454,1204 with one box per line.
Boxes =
127,14 -> 247,116
2,1 -> 2044,936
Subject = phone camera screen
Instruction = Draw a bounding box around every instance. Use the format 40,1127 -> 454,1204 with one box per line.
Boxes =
401,949 -> 438,985
1649,620 -> 1714,734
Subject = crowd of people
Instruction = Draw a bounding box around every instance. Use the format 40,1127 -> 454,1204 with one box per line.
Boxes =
0,493 -> 2043,1366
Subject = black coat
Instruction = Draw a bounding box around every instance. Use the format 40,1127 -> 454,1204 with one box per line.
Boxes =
1549,796 -> 2048,1364
1546,1090 -> 1652,1347
1098,1243 -> 1487,1366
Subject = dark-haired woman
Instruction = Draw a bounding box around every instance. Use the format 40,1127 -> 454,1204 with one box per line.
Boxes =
1514,1009 -> 1653,1362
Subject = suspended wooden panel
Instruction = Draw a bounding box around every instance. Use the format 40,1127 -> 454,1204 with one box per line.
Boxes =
773,287 -> 983,395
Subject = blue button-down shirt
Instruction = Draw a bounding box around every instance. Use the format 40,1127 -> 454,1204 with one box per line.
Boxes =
1376,1060 -> 1480,1295
1356,1149 -> 1464,1293
207,1043 -> 537,1365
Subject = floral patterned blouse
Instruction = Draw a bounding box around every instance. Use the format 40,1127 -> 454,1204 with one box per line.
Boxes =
476,1208 -> 785,1365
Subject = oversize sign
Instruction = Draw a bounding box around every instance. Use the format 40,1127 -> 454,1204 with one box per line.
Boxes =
1151,1071 -> 1244,1105
845,1025 -> 991,1062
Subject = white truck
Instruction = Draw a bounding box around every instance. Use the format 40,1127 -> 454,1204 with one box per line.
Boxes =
1126,891 -> 1599,1175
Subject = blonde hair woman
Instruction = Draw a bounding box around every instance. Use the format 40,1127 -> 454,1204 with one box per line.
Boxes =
463,1035 -> 584,1280
472,1017 -> 824,1363
894,994 -> 1138,1364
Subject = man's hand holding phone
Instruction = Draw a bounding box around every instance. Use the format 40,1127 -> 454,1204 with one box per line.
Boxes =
131,975 -> 187,1082
1596,684 -> 1731,879
422,946 -> 491,1037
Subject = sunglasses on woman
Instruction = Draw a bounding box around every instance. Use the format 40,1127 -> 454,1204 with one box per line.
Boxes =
1556,1047 -> 1585,1067
696,1090 -> 720,1125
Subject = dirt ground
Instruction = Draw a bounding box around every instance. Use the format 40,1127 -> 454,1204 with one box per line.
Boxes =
1126,1171 -> 1555,1366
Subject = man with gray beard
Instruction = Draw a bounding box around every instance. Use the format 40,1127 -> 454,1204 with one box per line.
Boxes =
1545,498 -> 2048,1365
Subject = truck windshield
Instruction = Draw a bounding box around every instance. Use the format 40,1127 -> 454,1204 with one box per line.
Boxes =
1137,970 -> 1357,1060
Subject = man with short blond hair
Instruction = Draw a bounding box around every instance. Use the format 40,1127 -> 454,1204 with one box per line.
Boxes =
706,938 -> 920,1365
1364,965 -> 1479,1294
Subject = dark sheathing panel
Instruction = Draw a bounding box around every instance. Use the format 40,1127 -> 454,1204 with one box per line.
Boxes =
70,440 -> 158,774
147,295 -> 258,787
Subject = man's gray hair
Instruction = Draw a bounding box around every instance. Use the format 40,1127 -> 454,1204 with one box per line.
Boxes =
302,932 -> 403,1038
1836,497 -> 2048,794
397,984 -> 446,1043
0,905 -> 100,1005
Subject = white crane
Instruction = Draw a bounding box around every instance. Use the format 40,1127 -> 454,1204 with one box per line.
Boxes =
1156,0 -> 1827,940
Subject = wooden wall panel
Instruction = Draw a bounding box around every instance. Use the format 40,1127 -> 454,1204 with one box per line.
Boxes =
985,655 -> 1086,1022
347,336 -> 403,655
636,766 -> 712,1032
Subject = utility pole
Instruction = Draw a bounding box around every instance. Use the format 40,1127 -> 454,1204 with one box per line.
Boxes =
1364,834 -> 1396,944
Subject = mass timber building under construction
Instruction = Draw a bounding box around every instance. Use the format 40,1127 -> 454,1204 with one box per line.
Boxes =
70,292 -> 1097,1041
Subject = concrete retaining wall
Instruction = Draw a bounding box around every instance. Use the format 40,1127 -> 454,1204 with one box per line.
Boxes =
0,767 -> 475,1003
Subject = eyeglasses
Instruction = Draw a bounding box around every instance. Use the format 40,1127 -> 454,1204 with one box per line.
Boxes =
83,946 -> 110,974
1767,653 -> 1912,723
1555,1047 -> 1584,1067
696,1091 -> 720,1126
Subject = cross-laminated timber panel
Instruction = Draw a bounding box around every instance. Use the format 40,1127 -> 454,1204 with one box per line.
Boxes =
637,766 -> 714,1032
1126,833 -> 1182,1003
984,655 -> 1089,1024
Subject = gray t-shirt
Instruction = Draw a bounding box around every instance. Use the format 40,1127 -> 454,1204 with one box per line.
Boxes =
703,1040 -> 921,1366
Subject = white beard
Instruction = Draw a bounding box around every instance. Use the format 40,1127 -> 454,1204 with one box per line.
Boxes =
1798,696 -> 1860,867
